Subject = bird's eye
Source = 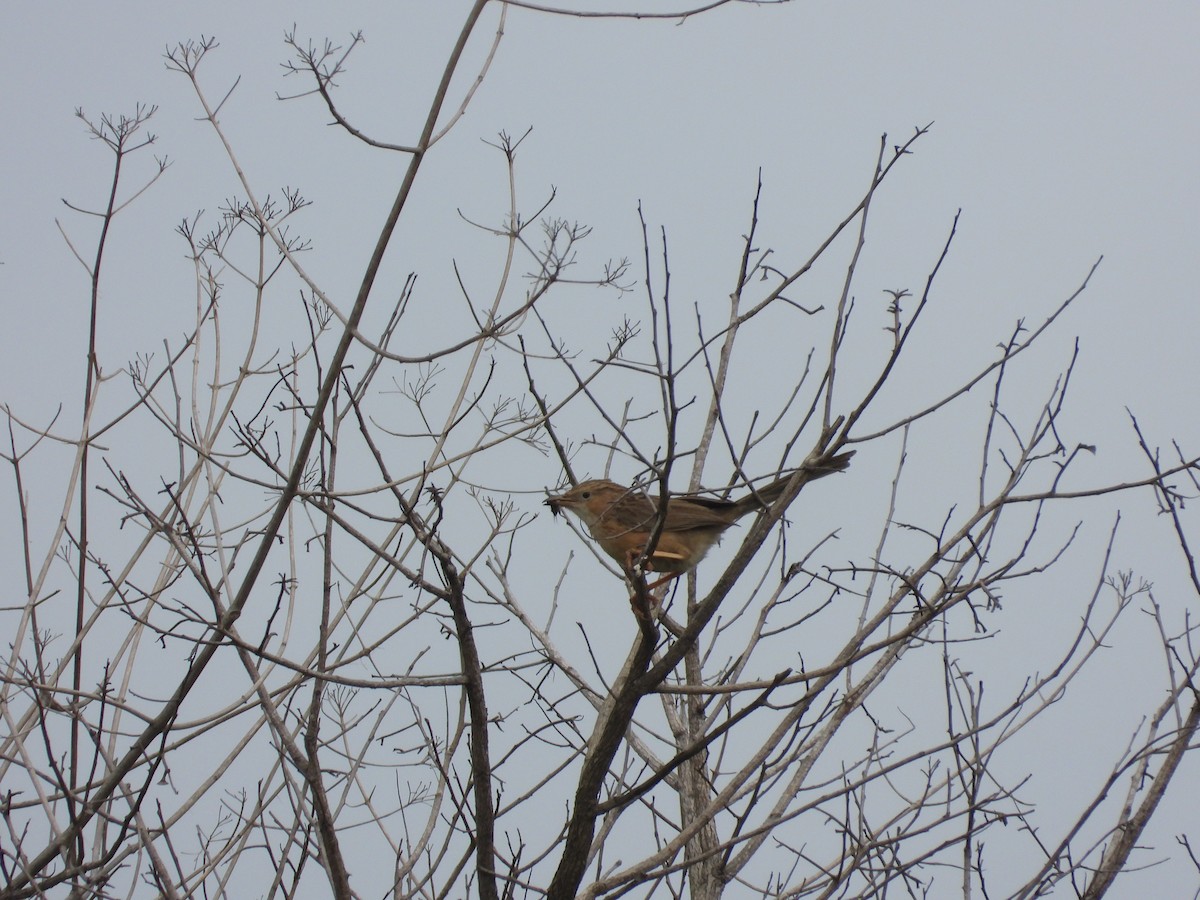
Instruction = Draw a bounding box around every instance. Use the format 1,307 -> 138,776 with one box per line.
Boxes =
580,491 -> 591,499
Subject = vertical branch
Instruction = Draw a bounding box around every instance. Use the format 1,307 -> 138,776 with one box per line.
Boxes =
300,382 -> 351,897
58,105 -> 164,882
634,204 -> 680,586
679,648 -> 723,900
72,116 -> 123,855
821,134 -> 887,433
693,169 -> 761,489
676,172 -> 770,900
434,518 -> 500,900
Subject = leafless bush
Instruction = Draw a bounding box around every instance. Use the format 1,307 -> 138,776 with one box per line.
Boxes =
3,6 -> 1198,900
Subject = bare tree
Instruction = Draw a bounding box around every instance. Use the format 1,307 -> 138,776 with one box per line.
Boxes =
3,5 -> 1199,900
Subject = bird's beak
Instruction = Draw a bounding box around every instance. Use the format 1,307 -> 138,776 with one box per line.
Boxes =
544,496 -> 562,517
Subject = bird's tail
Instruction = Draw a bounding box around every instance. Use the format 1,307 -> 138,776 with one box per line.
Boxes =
739,450 -> 855,513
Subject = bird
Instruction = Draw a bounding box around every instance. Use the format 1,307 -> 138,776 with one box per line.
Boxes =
544,451 -> 853,592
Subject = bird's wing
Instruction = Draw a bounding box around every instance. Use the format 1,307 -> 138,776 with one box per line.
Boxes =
662,496 -> 741,531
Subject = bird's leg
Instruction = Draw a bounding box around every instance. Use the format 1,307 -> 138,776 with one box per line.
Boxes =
622,547 -> 665,619
623,547 -> 658,588
626,570 -> 656,620
644,570 -> 683,592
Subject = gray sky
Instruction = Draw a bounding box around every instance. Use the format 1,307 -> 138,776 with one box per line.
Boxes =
3,1 -> 1199,895
4,2 -> 1197,436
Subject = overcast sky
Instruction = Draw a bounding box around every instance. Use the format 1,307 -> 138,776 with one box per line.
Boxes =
4,2 -> 1197,418
3,1 -> 1199,895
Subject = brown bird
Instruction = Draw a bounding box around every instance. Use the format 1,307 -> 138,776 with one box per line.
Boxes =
544,451 -> 853,591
